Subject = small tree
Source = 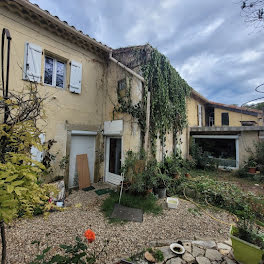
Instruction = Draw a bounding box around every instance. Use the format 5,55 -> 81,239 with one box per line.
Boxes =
0,84 -> 56,264
240,0 -> 264,28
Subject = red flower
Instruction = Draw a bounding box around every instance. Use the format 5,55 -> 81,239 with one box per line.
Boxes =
84,229 -> 95,243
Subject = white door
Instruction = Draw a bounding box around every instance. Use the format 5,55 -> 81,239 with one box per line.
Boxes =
105,137 -> 123,185
69,135 -> 95,188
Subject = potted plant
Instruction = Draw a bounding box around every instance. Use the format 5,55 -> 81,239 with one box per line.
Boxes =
247,158 -> 257,174
230,209 -> 264,264
155,173 -> 171,198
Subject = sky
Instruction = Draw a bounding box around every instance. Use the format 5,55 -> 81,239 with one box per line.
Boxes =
30,0 -> 264,106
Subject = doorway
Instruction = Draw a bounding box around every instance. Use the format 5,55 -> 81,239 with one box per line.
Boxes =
105,137 -> 123,185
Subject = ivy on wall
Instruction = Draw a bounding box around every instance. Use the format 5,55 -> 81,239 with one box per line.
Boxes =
115,47 -> 191,154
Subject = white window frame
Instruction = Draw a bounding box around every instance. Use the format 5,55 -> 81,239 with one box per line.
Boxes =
44,56 -> 66,89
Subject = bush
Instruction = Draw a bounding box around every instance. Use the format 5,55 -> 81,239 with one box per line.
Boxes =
169,176 -> 264,221
190,140 -> 217,170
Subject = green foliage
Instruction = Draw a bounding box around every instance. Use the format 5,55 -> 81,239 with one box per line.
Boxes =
31,236 -> 109,264
146,248 -> 164,262
169,176 -> 264,221
142,48 -> 191,153
101,191 -> 162,222
247,101 -> 264,111
0,120 -> 59,223
235,206 -> 264,249
190,139 -> 217,170
115,48 -> 191,154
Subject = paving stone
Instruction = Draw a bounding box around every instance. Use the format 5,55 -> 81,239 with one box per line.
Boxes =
158,246 -> 176,260
217,243 -> 232,251
192,240 -> 216,249
167,257 -> 184,264
196,256 -> 211,264
205,249 -> 223,261
144,251 -> 155,262
192,245 -> 205,257
223,257 -> 237,264
183,242 -> 192,253
182,252 -> 195,263
219,249 -> 230,255
223,239 -> 232,247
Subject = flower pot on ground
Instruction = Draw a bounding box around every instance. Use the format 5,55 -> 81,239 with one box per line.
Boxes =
248,167 -> 257,174
185,173 -> 191,179
155,173 -> 171,198
246,158 -> 257,174
173,173 -> 180,179
156,187 -> 166,198
230,225 -> 264,264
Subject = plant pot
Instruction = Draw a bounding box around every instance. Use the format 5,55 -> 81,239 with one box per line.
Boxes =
173,173 -> 180,179
157,187 -> 166,198
185,173 -> 191,179
230,226 -> 264,264
248,167 -> 257,174
146,188 -> 153,194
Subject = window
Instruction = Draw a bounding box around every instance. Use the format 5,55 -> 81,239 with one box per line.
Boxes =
221,112 -> 229,126
44,56 -> 66,88
117,78 -> 127,98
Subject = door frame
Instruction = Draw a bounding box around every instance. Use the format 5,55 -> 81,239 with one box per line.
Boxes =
104,135 -> 123,185
65,130 -> 97,189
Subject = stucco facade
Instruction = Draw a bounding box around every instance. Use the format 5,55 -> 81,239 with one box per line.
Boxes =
214,108 -> 260,127
0,0 -> 144,187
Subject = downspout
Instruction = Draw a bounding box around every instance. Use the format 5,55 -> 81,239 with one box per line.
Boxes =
1,28 -> 12,124
109,51 -> 145,82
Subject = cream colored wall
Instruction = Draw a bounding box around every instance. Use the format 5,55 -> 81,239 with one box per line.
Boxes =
0,8 -> 143,181
239,131 -> 259,166
104,60 -> 143,156
186,96 -> 206,126
214,108 -> 259,126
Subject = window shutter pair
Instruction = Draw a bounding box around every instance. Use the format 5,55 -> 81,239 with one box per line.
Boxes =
23,42 -> 82,94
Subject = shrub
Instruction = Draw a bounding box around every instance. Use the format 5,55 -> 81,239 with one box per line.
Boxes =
31,229 -> 109,264
190,140 -> 217,170
169,176 -> 264,221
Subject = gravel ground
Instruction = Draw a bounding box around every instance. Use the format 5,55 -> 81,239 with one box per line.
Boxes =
0,183 -> 235,264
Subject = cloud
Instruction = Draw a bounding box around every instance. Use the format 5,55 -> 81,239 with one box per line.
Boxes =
29,0 -> 264,106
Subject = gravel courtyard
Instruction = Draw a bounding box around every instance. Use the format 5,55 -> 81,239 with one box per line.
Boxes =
1,183 -> 236,263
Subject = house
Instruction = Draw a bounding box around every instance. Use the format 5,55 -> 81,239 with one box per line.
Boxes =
113,45 -> 264,169
188,90 -> 264,168
1,0 -> 262,194
0,0 -> 145,188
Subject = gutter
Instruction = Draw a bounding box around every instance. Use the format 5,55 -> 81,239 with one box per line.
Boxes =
109,52 -> 145,82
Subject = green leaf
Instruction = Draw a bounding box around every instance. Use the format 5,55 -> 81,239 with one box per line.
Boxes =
11,180 -> 24,186
6,185 -> 14,193
42,246 -> 51,254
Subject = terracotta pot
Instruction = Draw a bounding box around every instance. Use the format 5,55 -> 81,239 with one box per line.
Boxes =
185,173 -> 191,179
248,167 -> 257,174
146,188 -> 153,194
173,173 -> 180,179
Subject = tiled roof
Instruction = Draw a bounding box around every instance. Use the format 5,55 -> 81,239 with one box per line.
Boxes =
208,101 -> 263,114
10,0 -> 111,52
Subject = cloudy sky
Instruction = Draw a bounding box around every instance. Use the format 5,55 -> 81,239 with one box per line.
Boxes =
30,0 -> 264,106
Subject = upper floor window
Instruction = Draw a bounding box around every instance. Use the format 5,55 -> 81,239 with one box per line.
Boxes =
221,112 -> 229,126
44,56 -> 66,88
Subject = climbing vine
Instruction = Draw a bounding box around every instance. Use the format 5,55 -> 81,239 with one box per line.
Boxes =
115,47 -> 191,155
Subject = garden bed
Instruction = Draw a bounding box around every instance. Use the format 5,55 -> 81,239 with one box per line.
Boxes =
0,182 -> 235,263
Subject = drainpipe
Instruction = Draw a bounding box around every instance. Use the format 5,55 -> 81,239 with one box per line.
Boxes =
109,51 -> 145,82
1,28 -> 12,124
